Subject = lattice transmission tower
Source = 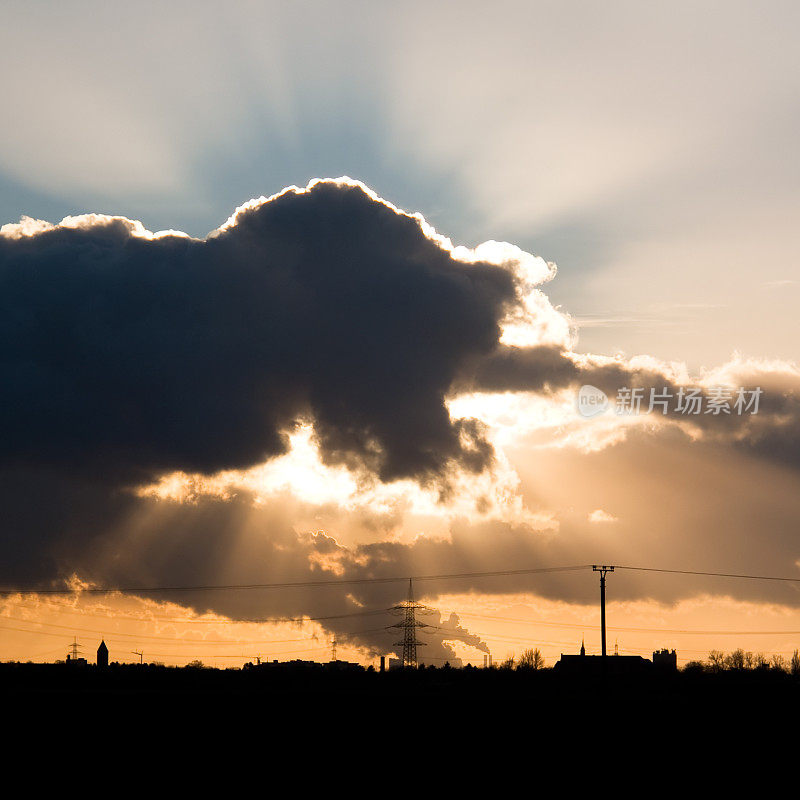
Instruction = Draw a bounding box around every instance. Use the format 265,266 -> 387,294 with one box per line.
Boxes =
389,578 -> 429,668
68,636 -> 82,662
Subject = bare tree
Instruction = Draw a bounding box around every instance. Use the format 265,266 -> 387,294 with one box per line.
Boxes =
710,649 -> 779,672
724,649 -> 746,670
707,650 -> 726,672
517,648 -> 545,670
792,649 -> 800,676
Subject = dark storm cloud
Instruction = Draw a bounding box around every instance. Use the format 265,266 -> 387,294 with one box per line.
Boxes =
470,344 -> 690,400
467,344 -> 579,392
583,360 -> 800,466
0,180 -> 515,486
4,175 -> 794,502
469,344 -> 800,469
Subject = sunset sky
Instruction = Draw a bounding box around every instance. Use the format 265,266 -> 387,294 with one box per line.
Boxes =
1,1 -> 800,668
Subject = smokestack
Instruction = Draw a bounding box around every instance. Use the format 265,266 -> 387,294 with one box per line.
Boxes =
380,656 -> 385,673
483,655 -> 487,668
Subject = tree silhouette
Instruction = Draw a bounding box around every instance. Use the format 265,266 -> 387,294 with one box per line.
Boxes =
517,648 -> 545,670
707,650 -> 726,672
771,654 -> 786,671
704,649 -> 796,673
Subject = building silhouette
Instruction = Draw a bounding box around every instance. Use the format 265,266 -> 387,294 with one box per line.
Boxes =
652,648 -> 677,670
97,640 -> 109,668
554,640 -> 653,675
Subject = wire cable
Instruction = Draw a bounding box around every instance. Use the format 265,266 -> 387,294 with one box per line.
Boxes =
0,564 -> 592,596
615,564 -> 800,583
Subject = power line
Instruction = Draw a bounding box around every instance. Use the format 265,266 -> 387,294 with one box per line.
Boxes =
0,619 -> 389,646
455,610 -> 800,636
3,618 -> 787,663
7,559 -> 800,668
615,565 -> 800,583
3,620 -> 797,665
0,611 -> 388,642
7,560 -> 800,598
13,607 -> 798,653
14,598 -> 800,638
0,564 -> 591,596
7,577 -> 800,639
2,602 -> 390,625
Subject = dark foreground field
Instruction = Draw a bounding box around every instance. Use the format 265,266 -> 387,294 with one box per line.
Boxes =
3,660 -> 797,720
4,661 -> 795,777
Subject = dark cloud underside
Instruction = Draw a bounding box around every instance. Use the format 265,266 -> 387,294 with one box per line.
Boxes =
0,181 -> 515,486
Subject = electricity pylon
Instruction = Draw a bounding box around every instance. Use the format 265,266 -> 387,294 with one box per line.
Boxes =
388,578 -> 429,668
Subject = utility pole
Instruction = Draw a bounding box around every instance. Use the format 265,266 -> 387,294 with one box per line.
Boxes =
132,650 -> 143,664
592,565 -> 615,657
